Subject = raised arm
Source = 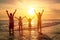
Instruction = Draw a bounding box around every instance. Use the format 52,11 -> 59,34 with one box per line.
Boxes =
34,10 -> 37,15
25,16 -> 29,20
6,10 -> 9,17
22,16 -> 26,19
15,17 -> 19,20
13,9 -> 17,16
41,9 -> 44,16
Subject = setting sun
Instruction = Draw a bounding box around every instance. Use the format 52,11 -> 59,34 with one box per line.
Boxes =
28,7 -> 35,16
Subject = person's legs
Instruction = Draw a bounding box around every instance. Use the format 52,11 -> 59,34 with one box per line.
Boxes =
19,25 -> 20,32
37,22 -> 40,32
11,28 -> 14,40
11,23 -> 14,40
12,28 -> 14,35
20,25 -> 23,34
9,28 -> 11,36
9,24 -> 11,36
11,23 -> 14,36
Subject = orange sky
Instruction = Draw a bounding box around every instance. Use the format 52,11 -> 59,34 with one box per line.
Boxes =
0,0 -> 60,20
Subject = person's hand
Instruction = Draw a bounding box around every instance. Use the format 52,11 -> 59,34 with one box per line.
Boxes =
6,10 -> 8,12
15,9 -> 17,12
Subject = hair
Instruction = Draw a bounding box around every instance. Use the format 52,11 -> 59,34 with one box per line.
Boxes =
19,16 -> 21,19
10,13 -> 12,16
38,12 -> 40,14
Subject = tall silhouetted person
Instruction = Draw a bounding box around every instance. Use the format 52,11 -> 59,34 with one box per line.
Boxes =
6,9 -> 17,37
34,10 -> 44,34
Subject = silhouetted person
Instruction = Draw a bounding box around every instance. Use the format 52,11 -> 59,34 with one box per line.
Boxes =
6,9 -> 17,39
25,17 -> 34,31
34,10 -> 51,40
34,10 -> 44,34
25,17 -> 34,40
15,16 -> 25,40
15,16 -> 25,33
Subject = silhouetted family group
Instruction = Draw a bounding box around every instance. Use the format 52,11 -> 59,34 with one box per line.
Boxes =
6,9 -> 44,37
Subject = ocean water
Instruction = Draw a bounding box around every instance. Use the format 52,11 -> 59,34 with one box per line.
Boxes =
0,19 -> 60,40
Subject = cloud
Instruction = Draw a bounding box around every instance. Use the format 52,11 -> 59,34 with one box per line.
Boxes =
0,0 -> 17,4
54,0 -> 60,3
0,0 -> 60,4
41,0 -> 60,3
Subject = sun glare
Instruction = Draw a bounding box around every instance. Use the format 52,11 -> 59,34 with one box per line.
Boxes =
28,7 -> 35,16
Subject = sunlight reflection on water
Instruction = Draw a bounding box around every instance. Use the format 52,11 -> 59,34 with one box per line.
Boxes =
0,20 -> 60,40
